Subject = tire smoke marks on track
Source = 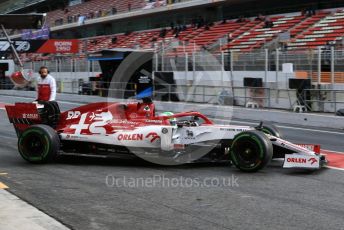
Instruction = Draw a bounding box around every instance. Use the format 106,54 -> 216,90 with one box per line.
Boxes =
322,150 -> 344,170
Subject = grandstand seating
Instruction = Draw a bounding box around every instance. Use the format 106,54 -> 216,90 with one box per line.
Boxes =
289,11 -> 330,37
170,21 -> 250,54
222,15 -> 307,51
83,13 -> 329,53
81,11 -> 342,54
17,6 -> 344,57
47,0 -> 145,27
288,9 -> 344,49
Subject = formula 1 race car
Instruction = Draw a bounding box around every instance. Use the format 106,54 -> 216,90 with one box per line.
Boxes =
5,99 -> 326,172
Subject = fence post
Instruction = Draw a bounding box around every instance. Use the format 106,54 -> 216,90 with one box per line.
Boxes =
230,50 -> 234,86
70,58 -> 73,79
161,44 -> 165,72
268,88 -> 271,108
331,47 -> 334,85
53,59 -> 57,79
221,51 -> 224,83
265,49 -> 268,84
185,53 -> 188,82
168,84 -> 171,102
244,87 -> 247,106
334,91 -> 337,114
317,47 -> 321,84
275,49 -> 279,88
60,81 -> 64,93
192,52 -> 195,72
87,60 -> 90,77
92,60 -> 95,75
155,52 -> 158,72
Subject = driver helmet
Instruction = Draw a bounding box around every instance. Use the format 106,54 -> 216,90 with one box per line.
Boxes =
159,111 -> 177,126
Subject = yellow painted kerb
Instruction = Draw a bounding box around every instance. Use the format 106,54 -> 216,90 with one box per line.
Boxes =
0,182 -> 8,189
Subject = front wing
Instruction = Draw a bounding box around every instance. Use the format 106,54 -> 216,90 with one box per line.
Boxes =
270,136 -> 326,169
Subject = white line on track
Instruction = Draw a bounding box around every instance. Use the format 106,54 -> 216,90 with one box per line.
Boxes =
236,107 -> 340,118
326,166 -> 344,171
322,149 -> 344,155
213,118 -> 344,136
0,95 -> 83,106
58,101 -> 84,105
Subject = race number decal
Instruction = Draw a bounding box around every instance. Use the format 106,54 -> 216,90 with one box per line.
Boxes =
69,112 -> 112,135
67,111 -> 81,120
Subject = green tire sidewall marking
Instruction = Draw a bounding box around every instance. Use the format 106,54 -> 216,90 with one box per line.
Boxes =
251,135 -> 264,158
262,128 -> 270,134
19,128 -> 51,162
233,134 -> 250,141
22,129 -> 44,138
262,128 -> 274,136
231,134 -> 250,166
231,133 -> 265,170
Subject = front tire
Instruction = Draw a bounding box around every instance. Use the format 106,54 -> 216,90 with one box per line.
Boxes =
230,130 -> 273,172
261,123 -> 283,138
18,125 -> 60,163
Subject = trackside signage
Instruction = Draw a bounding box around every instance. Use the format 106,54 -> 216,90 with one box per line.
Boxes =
38,40 -> 79,53
0,39 -> 79,53
283,154 -> 320,169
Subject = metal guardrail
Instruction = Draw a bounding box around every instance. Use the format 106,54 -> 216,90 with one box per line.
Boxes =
22,59 -> 102,73
155,48 -> 344,77
304,89 -> 344,113
2,81 -> 344,113
62,83 -> 344,114
0,81 -> 344,113
17,48 -> 344,84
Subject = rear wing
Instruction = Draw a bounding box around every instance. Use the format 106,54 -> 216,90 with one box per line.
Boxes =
5,103 -> 42,135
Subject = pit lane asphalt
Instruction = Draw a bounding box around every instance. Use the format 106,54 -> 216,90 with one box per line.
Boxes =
0,96 -> 343,230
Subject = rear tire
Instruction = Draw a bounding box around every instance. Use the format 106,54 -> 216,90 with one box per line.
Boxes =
230,130 -> 273,172
18,125 -> 60,163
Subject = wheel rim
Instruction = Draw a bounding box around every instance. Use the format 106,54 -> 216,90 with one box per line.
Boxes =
233,139 -> 260,167
22,133 -> 47,158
